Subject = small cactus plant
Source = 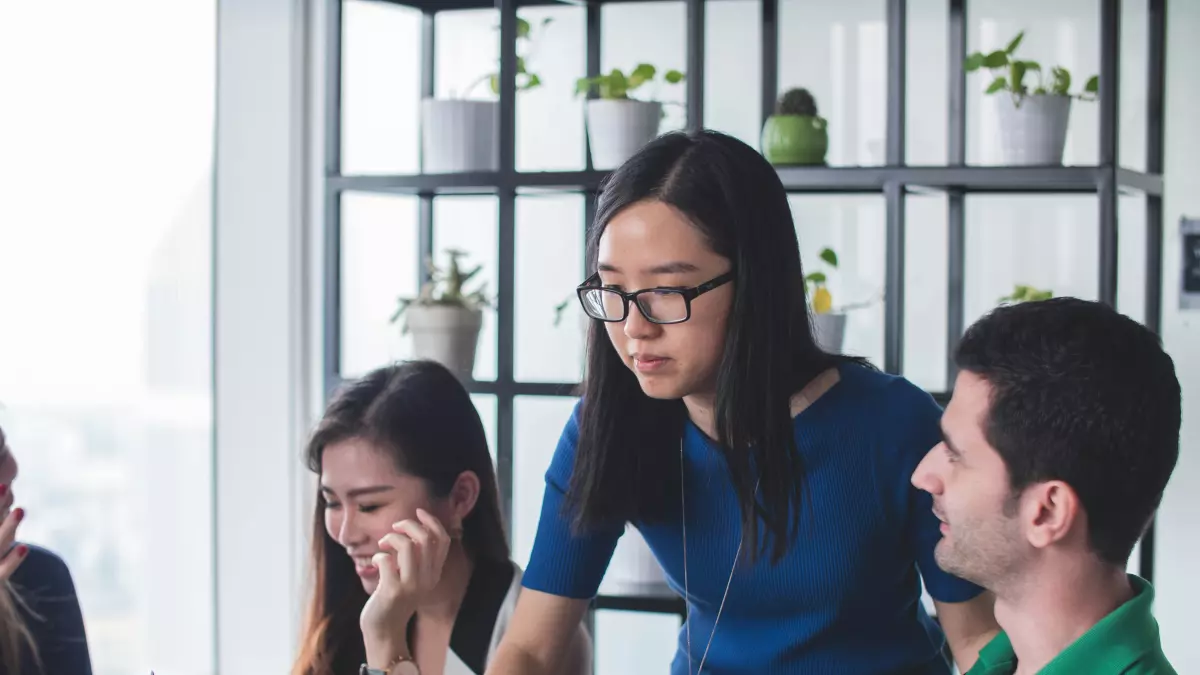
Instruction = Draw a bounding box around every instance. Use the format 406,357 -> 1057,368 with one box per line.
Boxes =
777,88 -> 819,117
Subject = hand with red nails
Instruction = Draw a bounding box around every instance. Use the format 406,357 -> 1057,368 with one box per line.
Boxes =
0,495 -> 27,581
359,508 -> 453,670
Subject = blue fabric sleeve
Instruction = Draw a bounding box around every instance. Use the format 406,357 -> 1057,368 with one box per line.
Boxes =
884,380 -> 986,605
520,400 -> 624,599
11,544 -> 94,675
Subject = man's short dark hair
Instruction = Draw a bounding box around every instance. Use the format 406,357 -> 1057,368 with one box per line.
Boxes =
955,297 -> 1181,566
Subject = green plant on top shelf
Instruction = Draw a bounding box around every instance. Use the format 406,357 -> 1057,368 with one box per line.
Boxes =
574,63 -> 685,101
964,29 -> 1098,106
997,283 -> 1053,305
460,16 -> 553,98
390,249 -> 492,332
777,87 -> 819,117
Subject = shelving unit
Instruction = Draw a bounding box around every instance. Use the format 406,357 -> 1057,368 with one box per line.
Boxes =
320,0 -> 1168,621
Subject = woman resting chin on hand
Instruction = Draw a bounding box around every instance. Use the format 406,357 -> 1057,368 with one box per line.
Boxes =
360,509 -> 452,672
291,360 -> 592,675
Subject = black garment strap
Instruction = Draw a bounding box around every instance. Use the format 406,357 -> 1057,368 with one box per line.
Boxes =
448,559 -> 516,674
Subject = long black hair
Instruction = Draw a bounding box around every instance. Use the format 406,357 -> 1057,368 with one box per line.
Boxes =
564,129 -> 872,565
293,360 -> 510,675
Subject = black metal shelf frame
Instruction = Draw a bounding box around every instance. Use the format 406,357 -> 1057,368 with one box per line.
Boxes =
322,0 -> 1169,613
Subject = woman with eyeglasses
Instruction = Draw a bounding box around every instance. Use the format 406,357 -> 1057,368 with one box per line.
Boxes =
484,130 -> 999,675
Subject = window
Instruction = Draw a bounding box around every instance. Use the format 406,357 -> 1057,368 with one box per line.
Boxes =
0,1 -> 216,673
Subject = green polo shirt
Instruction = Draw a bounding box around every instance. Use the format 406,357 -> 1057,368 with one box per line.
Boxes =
966,575 -> 1176,675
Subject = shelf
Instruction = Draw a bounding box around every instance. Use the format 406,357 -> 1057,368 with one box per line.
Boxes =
593,580 -> 686,617
373,0 -> 647,12
330,165 -> 1162,197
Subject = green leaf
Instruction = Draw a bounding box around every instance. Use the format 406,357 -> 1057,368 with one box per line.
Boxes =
1004,30 -> 1025,55
602,68 -> 628,99
819,247 -> 838,267
983,50 -> 1009,68
664,69 -> 685,84
574,77 -> 593,96
628,63 -> 656,89
1019,60 -> 1041,71
516,56 -> 527,74
1010,61 -> 1028,91
523,73 -> 541,89
1051,65 -> 1070,94
489,74 -> 499,95
1084,75 -> 1099,93
805,271 -> 827,284
964,52 -> 985,72
985,76 -> 1008,94
516,17 -> 531,39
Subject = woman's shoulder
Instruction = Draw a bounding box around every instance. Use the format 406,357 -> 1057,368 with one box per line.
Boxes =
10,543 -> 79,593
824,362 -> 943,420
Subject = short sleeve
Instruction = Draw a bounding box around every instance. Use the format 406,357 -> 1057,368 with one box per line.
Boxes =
883,380 -> 986,605
520,400 -> 624,599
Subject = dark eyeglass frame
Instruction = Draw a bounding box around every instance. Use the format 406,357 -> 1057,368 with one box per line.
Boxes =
575,270 -> 736,324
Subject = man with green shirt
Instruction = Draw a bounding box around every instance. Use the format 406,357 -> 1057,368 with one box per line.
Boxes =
912,297 -> 1181,675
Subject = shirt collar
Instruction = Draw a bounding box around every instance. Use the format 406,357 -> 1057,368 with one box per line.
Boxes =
968,574 -> 1163,675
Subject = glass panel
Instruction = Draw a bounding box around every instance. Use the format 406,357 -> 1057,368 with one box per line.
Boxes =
433,196 -> 499,381
704,0 -> 761,149
966,2 -> 1099,166
1118,0 -> 1149,172
471,394 -> 498,467
601,2 -> 688,136
339,192 -> 420,379
513,395 -> 579,568
790,195 -> 887,368
516,194 -> 586,383
904,193 -> 950,392
342,0 -> 421,175
1117,192 -> 1147,324
594,610 -> 681,675
905,0 -> 949,165
0,0 -> 215,671
964,196 -> 1099,329
778,0 -> 888,167
516,6 -> 587,172
435,10 -> 500,100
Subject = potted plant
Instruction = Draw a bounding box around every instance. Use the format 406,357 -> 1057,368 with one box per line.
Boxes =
805,247 -> 879,353
997,283 -> 1053,305
389,249 -> 492,381
965,30 -> 1098,166
574,63 -> 685,170
761,87 -> 828,165
422,17 -> 552,174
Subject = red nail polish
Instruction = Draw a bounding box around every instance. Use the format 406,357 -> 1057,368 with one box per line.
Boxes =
16,545 -> 27,557
0,485 -> 6,496
12,508 -> 23,522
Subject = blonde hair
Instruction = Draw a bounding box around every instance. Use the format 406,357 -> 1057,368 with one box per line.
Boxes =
0,580 -> 38,673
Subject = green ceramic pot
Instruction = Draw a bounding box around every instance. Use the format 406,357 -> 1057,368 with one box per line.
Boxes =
761,114 -> 829,165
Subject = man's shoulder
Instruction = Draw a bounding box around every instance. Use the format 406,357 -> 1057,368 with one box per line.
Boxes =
1121,652 -> 1179,675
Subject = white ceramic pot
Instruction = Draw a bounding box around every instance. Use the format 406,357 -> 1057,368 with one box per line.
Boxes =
585,99 -> 663,170
404,304 -> 484,381
421,99 -> 499,173
993,93 -> 1072,166
811,312 -> 847,354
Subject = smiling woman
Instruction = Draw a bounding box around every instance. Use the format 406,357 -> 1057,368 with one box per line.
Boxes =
292,360 -> 591,675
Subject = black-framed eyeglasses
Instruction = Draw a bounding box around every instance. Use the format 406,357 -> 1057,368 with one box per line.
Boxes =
575,270 -> 735,324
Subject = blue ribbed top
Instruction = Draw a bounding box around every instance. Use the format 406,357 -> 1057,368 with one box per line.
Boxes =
522,363 -> 983,674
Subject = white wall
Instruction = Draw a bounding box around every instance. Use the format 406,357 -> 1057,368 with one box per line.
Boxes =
1150,0 -> 1200,668
214,0 -> 315,671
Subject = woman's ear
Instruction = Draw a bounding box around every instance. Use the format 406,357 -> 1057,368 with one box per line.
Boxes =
449,471 -> 481,525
